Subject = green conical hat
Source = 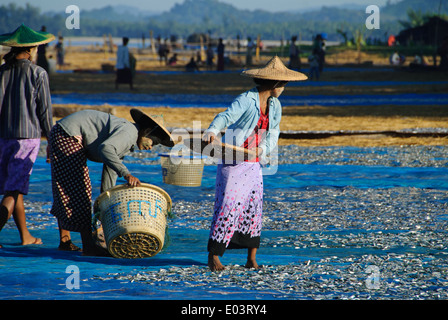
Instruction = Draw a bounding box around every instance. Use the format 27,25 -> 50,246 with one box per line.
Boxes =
0,24 -> 55,47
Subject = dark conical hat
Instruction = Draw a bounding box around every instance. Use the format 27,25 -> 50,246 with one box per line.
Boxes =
0,24 -> 55,47
130,108 -> 174,147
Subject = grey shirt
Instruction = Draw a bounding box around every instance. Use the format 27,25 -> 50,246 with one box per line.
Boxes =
0,59 -> 53,139
57,110 -> 139,191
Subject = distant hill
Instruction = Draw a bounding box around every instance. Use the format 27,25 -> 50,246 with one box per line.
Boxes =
1,0 -> 447,41
80,5 -> 160,22
382,0 -> 447,19
122,0 -> 447,25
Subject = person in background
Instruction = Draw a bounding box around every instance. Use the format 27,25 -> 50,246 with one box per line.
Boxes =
0,24 -> 55,248
437,36 -> 448,70
206,44 -> 214,70
36,25 -> 50,73
168,53 -> 178,66
308,48 -> 320,81
55,36 -> 64,70
186,57 -> 200,72
246,37 -> 255,66
313,34 -> 325,72
288,35 -> 301,70
217,38 -> 225,71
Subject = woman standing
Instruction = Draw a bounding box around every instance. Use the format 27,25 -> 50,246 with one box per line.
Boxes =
0,24 -> 54,247
202,56 -> 307,271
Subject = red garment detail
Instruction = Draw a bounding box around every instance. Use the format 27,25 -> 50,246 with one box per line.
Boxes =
242,107 -> 269,162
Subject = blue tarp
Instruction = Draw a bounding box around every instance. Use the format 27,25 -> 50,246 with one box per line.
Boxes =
1,147 -> 448,300
51,92 -> 448,108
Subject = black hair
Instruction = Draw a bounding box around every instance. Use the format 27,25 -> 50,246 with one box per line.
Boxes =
138,126 -> 162,146
3,46 -> 34,66
253,78 -> 287,89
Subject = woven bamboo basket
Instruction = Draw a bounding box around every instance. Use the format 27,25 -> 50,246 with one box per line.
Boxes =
160,153 -> 206,187
94,183 -> 172,258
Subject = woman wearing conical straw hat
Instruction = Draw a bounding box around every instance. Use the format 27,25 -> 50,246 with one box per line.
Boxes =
49,108 -> 174,256
0,24 -> 55,248
203,56 -> 307,271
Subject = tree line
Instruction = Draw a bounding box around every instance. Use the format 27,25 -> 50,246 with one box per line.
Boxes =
0,1 -> 444,43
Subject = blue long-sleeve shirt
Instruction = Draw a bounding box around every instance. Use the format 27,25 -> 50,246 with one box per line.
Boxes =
205,87 -> 281,158
0,59 -> 53,139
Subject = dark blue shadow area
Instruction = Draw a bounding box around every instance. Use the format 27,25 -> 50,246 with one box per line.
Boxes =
289,80 -> 448,87
0,240 -> 206,269
0,228 -> 207,300
280,93 -> 448,106
50,92 -> 448,108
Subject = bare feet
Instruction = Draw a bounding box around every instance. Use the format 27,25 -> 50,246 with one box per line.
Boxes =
208,253 -> 225,271
245,259 -> 262,269
22,236 -> 42,246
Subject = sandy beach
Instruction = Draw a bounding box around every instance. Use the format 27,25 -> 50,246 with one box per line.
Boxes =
48,46 -> 448,147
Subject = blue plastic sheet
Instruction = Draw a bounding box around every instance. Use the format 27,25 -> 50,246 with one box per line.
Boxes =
51,92 -> 448,108
1,147 -> 448,300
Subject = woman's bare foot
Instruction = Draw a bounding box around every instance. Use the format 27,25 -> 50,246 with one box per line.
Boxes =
245,258 -> 262,269
22,236 -> 43,246
245,247 -> 262,269
208,253 -> 225,271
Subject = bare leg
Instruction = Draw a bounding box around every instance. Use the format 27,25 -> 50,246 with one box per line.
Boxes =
1,192 -> 42,245
245,247 -> 260,269
208,253 -> 225,271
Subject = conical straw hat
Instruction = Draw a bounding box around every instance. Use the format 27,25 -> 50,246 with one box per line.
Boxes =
130,108 -> 175,147
0,24 -> 55,47
241,56 -> 308,81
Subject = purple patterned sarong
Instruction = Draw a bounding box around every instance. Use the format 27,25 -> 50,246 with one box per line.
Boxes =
208,162 -> 263,256
0,138 -> 41,195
